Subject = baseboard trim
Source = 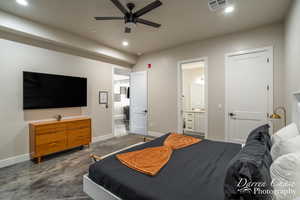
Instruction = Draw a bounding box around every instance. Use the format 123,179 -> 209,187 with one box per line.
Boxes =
92,134 -> 115,143
148,131 -> 166,138
0,153 -> 30,169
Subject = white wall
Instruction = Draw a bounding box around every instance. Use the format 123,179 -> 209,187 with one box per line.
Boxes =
284,0 -> 300,123
0,38 -> 117,161
133,23 -> 285,140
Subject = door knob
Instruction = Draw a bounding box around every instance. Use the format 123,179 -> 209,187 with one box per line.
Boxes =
229,112 -> 236,117
144,110 -> 148,113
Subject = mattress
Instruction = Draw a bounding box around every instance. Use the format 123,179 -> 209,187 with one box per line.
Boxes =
88,134 -> 241,200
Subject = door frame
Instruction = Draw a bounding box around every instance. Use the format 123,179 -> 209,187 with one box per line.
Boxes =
112,66 -> 132,137
177,57 -> 209,138
224,46 -> 274,142
129,70 -> 149,135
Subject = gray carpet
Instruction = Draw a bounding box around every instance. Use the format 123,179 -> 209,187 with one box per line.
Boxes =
0,135 -> 143,200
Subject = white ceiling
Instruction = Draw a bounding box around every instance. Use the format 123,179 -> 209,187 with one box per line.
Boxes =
0,0 -> 291,55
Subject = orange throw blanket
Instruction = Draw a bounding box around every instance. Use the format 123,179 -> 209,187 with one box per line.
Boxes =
117,146 -> 173,176
116,133 -> 201,176
163,133 -> 201,150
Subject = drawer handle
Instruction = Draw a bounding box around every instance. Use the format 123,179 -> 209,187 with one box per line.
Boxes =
75,136 -> 86,141
73,136 -> 86,140
49,142 -> 58,147
187,120 -> 193,122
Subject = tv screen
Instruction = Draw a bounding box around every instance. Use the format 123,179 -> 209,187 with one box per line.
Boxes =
23,71 -> 87,109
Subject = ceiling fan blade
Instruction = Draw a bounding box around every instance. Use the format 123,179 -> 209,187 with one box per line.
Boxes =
125,27 -> 131,33
136,18 -> 161,28
110,0 -> 129,15
94,17 -> 124,20
134,0 -> 162,18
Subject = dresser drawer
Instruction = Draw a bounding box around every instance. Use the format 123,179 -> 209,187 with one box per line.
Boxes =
36,131 -> 67,145
36,139 -> 67,156
35,124 -> 66,135
67,120 -> 91,130
68,129 -> 91,148
68,137 -> 90,149
67,128 -> 90,137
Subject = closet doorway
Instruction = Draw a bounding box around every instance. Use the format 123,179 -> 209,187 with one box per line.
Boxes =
178,58 -> 208,138
113,67 -> 131,137
225,47 -> 273,143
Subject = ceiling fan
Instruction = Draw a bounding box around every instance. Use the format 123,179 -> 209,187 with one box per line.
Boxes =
94,0 -> 163,33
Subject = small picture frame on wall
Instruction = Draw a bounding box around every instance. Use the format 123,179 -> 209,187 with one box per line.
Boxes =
99,91 -> 109,108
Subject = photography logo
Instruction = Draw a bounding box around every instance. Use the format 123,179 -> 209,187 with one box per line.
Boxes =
237,186 -> 252,194
236,178 -> 297,197
236,178 -> 266,194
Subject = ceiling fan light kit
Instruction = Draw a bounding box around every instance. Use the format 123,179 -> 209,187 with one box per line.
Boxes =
94,0 -> 162,33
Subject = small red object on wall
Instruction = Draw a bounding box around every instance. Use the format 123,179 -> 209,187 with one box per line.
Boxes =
148,64 -> 152,69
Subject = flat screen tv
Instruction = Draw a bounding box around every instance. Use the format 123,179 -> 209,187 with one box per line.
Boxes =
23,71 -> 87,109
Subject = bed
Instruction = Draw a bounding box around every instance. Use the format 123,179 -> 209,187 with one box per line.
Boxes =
84,134 -> 242,200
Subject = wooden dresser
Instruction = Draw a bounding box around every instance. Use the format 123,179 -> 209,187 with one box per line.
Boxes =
29,117 -> 91,163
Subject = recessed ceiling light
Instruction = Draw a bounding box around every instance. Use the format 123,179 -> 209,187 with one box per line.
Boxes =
122,41 -> 129,46
16,0 -> 28,6
224,6 -> 235,14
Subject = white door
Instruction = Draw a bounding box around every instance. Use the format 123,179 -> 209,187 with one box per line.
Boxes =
130,71 -> 148,135
226,49 -> 273,143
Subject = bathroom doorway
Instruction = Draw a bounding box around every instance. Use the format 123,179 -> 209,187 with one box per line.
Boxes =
113,67 -> 131,137
178,58 -> 208,138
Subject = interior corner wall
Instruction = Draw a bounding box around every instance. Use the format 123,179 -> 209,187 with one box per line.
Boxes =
284,0 -> 300,124
0,38 -> 117,161
133,23 -> 285,140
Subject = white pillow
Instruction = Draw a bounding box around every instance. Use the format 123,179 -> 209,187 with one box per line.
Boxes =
270,152 -> 300,200
271,135 -> 300,161
271,123 -> 299,145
